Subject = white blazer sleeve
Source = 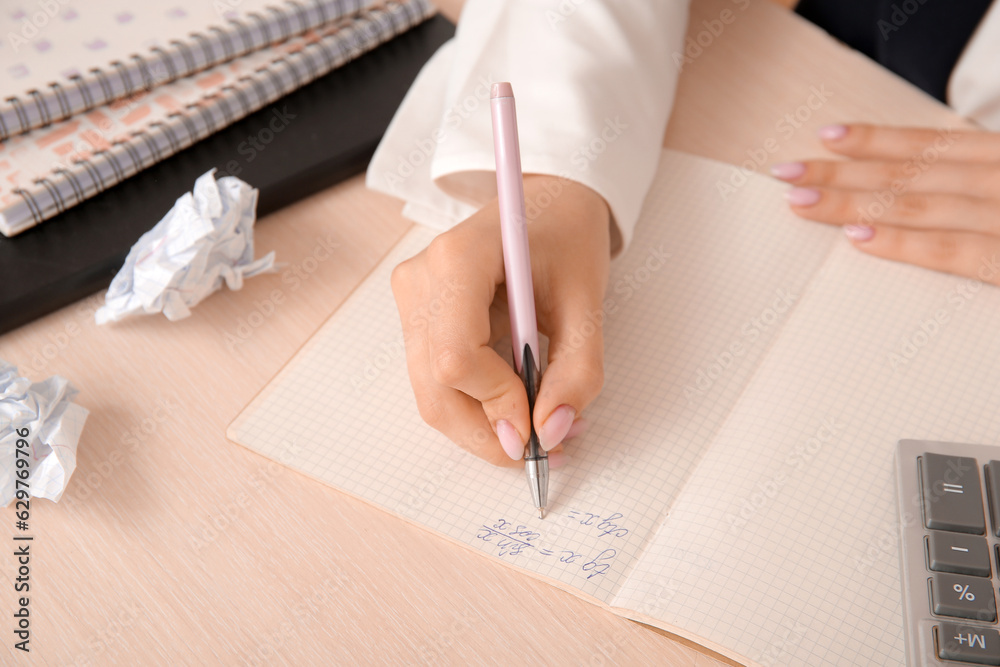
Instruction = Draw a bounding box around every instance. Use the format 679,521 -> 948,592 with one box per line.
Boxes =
948,0 -> 1000,132
366,0 -> 689,252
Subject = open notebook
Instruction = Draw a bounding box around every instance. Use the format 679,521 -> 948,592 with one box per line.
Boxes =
228,149 -> 1000,667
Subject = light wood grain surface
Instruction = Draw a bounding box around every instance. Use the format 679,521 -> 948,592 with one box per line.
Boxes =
0,0 -> 968,664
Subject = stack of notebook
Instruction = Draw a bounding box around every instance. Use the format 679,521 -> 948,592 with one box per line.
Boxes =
0,0 -> 435,236
0,0 -> 452,334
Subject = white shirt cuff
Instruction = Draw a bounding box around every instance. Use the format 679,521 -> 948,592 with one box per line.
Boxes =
367,0 -> 688,253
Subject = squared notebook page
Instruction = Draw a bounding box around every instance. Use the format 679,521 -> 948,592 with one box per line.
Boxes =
228,148 -> 838,606
616,238 -> 1000,665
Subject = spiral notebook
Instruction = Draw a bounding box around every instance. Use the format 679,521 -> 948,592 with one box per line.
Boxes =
0,13 -> 456,336
0,0 -> 378,140
0,0 -> 434,237
228,149 -> 1000,666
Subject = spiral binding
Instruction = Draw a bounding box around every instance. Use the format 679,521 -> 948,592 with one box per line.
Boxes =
0,0 -> 372,142
0,0 -> 434,237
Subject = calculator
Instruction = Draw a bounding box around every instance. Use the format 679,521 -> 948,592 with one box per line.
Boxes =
896,440 -> 1000,666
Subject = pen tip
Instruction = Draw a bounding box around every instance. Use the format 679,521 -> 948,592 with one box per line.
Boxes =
538,508 -> 545,519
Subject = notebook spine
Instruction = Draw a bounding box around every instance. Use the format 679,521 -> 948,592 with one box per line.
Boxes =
0,0 -> 434,238
0,0 -> 373,142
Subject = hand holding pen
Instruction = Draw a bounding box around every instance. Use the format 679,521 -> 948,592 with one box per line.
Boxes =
389,87 -> 613,480
490,82 -> 550,515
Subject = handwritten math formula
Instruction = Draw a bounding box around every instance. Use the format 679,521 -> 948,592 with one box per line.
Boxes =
475,511 -> 631,581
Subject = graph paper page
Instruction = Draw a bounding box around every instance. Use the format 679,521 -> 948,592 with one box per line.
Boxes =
228,149 -> 839,606
616,235 -> 1000,665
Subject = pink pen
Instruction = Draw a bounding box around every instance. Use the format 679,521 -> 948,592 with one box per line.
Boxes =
491,82 -> 548,519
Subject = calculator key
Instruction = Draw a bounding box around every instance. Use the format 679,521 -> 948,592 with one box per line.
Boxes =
985,461 -> 1000,537
931,574 -> 997,621
921,453 -> 985,534
937,623 -> 1000,665
928,532 -> 992,577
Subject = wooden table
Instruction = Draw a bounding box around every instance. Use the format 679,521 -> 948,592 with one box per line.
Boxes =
0,0 -> 968,664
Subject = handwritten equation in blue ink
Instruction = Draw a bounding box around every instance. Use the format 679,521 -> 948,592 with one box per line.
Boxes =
475,511 -> 631,581
567,511 -> 629,539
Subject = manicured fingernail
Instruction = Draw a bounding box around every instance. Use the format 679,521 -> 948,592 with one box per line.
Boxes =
783,187 -> 821,206
818,124 -> 848,141
844,224 -> 875,242
548,451 -> 570,469
538,405 -> 575,451
495,420 -> 523,460
770,162 -> 806,180
565,418 -> 588,440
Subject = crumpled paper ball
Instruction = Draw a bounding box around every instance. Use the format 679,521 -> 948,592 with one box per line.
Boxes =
0,360 -> 88,506
96,169 -> 276,323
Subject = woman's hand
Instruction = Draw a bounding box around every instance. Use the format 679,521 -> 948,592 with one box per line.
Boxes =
391,175 -> 610,466
773,124 -> 1000,285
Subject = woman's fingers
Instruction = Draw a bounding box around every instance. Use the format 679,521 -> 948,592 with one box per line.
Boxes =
775,124 -> 1000,291
772,159 -> 1000,200
393,270 -> 519,466
525,176 -> 611,453
784,186 -> 998,234
844,225 -> 1000,287
421,220 -> 535,459
816,124 -> 1000,163
534,302 -> 605,452
408,350 -> 521,467
392,225 -> 527,466
426,339 -> 532,452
